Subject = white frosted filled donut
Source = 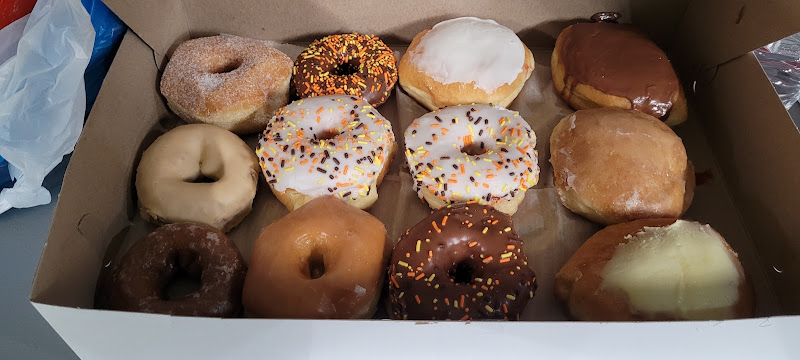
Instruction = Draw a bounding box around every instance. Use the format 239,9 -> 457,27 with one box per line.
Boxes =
256,95 -> 396,211
404,104 -> 539,215
398,17 -> 534,110
136,124 -> 260,232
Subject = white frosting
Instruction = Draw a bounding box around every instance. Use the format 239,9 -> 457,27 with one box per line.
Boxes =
256,95 -> 395,200
404,104 -> 539,205
407,17 -> 525,92
601,220 -> 742,320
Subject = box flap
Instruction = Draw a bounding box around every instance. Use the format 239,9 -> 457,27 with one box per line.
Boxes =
102,0 -> 190,67
693,53 -> 800,314
674,0 -> 800,71
104,0 -> 686,61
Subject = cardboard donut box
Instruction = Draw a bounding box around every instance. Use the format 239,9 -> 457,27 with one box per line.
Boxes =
29,0 -> 800,358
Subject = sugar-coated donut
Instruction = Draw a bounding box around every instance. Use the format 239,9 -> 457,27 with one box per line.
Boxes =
256,95 -> 396,211
398,17 -> 534,110
106,223 -> 247,317
551,13 -> 687,126
242,196 -> 391,319
294,33 -> 398,107
160,35 -> 293,134
136,124 -> 259,232
549,108 -> 694,225
555,219 -> 754,321
404,104 -> 539,215
388,203 -> 537,320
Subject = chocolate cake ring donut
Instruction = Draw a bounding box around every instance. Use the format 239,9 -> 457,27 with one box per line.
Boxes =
106,223 -> 247,317
388,203 -> 537,320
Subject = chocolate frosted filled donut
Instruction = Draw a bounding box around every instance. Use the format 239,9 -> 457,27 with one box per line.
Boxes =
106,223 -> 247,317
388,203 -> 537,320
551,13 -> 688,126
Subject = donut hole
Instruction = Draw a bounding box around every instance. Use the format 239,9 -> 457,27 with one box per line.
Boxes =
461,142 -> 487,157
314,129 -> 341,141
449,260 -> 479,285
210,58 -> 243,74
188,174 -> 218,184
333,60 -> 360,76
303,248 -> 327,280
162,250 -> 203,300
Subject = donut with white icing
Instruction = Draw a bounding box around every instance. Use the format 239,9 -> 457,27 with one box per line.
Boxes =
256,95 -> 396,211
398,17 -> 534,110
404,104 -> 539,215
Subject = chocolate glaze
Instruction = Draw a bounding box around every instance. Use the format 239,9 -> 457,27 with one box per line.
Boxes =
105,223 -> 247,317
558,19 -> 680,120
388,203 -> 537,320
590,12 -> 621,23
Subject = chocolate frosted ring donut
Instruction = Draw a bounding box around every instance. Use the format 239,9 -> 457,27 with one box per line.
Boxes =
388,203 -> 537,320
293,33 -> 398,106
106,223 -> 247,317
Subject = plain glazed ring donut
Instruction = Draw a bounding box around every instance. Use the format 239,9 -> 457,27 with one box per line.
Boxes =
256,95 -> 396,211
106,223 -> 247,317
136,124 -> 259,232
242,196 -> 391,319
293,33 -> 398,106
404,104 -> 539,215
160,35 -> 293,134
388,203 -> 537,321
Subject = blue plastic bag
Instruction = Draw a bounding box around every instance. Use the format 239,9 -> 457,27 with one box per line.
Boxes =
81,0 -> 125,115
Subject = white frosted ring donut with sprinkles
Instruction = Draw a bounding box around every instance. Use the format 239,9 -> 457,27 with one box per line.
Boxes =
256,95 -> 396,211
404,104 -> 539,215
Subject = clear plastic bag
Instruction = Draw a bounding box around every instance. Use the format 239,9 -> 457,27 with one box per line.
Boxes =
755,33 -> 800,110
0,0 -> 95,214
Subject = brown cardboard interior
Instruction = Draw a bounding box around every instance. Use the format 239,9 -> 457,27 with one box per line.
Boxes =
32,0 -> 800,322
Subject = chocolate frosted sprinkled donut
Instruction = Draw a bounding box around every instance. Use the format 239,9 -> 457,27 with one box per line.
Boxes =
293,33 -> 398,106
388,203 -> 537,320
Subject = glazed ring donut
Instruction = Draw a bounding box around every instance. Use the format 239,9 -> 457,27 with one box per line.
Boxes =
160,35 -> 293,134
551,13 -> 688,126
294,33 -> 398,106
398,17 -> 534,110
404,104 -> 539,215
388,203 -> 537,320
243,196 -> 391,319
256,95 -> 396,211
106,223 -> 247,317
136,124 -> 259,232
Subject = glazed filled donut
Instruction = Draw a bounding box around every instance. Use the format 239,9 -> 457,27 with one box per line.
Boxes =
551,13 -> 688,126
160,35 -> 293,134
106,223 -> 247,317
256,95 -> 396,211
404,104 -> 539,215
388,203 -> 537,320
555,219 -> 754,321
398,17 -> 534,110
242,196 -> 391,319
550,108 -> 694,225
136,124 -> 259,232
294,33 -> 398,106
